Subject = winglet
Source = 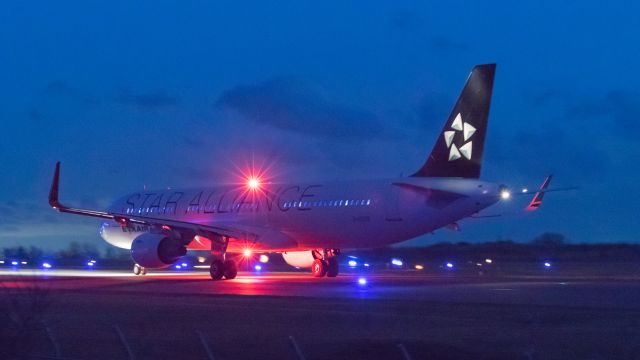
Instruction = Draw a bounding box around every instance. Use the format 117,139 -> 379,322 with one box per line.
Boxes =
526,175 -> 552,211
47,161 -> 114,219
49,161 -> 61,209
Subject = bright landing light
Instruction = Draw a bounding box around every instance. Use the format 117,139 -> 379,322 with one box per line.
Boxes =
358,278 -> 367,286
500,190 -> 511,200
243,249 -> 252,257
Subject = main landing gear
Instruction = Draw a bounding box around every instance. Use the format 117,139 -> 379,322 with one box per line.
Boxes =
312,249 -> 340,278
209,259 -> 237,280
208,234 -> 237,280
133,263 -> 147,276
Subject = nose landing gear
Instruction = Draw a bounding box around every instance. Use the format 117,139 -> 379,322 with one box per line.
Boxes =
208,234 -> 238,280
133,263 -> 146,276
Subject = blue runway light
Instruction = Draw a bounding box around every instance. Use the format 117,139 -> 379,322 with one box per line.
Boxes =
544,262 -> 552,268
357,277 -> 367,286
11,261 -> 18,266
348,260 -> 357,267
254,264 -> 262,271
363,263 -> 370,267
181,262 -> 188,267
175,265 -> 182,269
446,262 -> 454,269
87,261 -> 95,267
42,262 -> 52,269
391,258 -> 403,267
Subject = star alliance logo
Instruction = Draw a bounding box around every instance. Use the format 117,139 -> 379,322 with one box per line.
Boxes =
443,113 -> 475,161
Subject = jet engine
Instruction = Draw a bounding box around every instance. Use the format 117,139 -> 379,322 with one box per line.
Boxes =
282,251 -> 316,268
130,233 -> 187,269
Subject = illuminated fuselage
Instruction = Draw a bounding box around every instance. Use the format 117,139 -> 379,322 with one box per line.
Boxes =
100,177 -> 501,252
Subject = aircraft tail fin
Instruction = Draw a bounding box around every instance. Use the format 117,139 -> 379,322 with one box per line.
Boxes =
411,64 -> 496,178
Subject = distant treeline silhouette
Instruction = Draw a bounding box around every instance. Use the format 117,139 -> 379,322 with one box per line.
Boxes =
2,233 -> 640,266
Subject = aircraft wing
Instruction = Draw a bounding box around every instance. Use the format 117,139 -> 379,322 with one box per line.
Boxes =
48,162 -> 289,247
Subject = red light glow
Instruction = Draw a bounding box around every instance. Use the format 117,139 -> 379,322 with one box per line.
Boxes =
243,249 -> 252,257
247,177 -> 260,190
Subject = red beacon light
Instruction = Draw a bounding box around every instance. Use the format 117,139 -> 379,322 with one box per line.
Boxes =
247,177 -> 260,190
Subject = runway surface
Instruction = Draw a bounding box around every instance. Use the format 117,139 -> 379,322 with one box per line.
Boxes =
2,268 -> 640,309
2,269 -> 640,359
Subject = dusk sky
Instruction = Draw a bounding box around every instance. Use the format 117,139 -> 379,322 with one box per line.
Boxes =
1,1 -> 639,250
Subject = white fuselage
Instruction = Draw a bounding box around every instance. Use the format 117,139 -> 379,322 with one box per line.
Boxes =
100,177 -> 501,252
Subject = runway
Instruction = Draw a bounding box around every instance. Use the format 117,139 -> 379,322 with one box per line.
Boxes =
2,269 -> 640,359
2,268 -> 640,309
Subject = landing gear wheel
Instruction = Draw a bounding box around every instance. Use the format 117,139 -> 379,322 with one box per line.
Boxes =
133,264 -> 146,276
312,259 -> 328,277
223,260 -> 237,279
209,260 -> 225,280
326,258 -> 339,277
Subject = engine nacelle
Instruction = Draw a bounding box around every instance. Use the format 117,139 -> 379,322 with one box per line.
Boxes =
282,251 -> 316,268
130,233 -> 187,269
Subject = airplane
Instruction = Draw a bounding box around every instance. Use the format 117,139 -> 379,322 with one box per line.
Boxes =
48,63 -> 543,280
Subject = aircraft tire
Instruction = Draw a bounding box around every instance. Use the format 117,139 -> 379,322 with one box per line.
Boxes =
223,259 -> 237,279
326,258 -> 339,277
133,264 -> 145,276
312,259 -> 327,277
209,259 -> 225,280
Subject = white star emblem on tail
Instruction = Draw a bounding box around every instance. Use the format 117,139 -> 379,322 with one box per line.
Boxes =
444,113 -> 474,161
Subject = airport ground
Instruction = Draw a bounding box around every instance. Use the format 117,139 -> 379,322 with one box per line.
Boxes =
1,265 -> 640,360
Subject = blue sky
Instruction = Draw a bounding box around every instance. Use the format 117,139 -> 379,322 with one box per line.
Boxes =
1,1 -> 639,249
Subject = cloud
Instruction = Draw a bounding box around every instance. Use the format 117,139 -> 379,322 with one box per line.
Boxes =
415,92 -> 452,133
527,89 -> 640,143
389,12 -> 470,53
569,90 -> 640,138
44,81 -> 98,105
216,78 -> 393,140
390,11 -> 421,31
115,89 -> 180,109
431,37 -> 470,53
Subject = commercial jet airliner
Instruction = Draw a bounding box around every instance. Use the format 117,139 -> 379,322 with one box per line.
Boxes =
49,64 -> 548,280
